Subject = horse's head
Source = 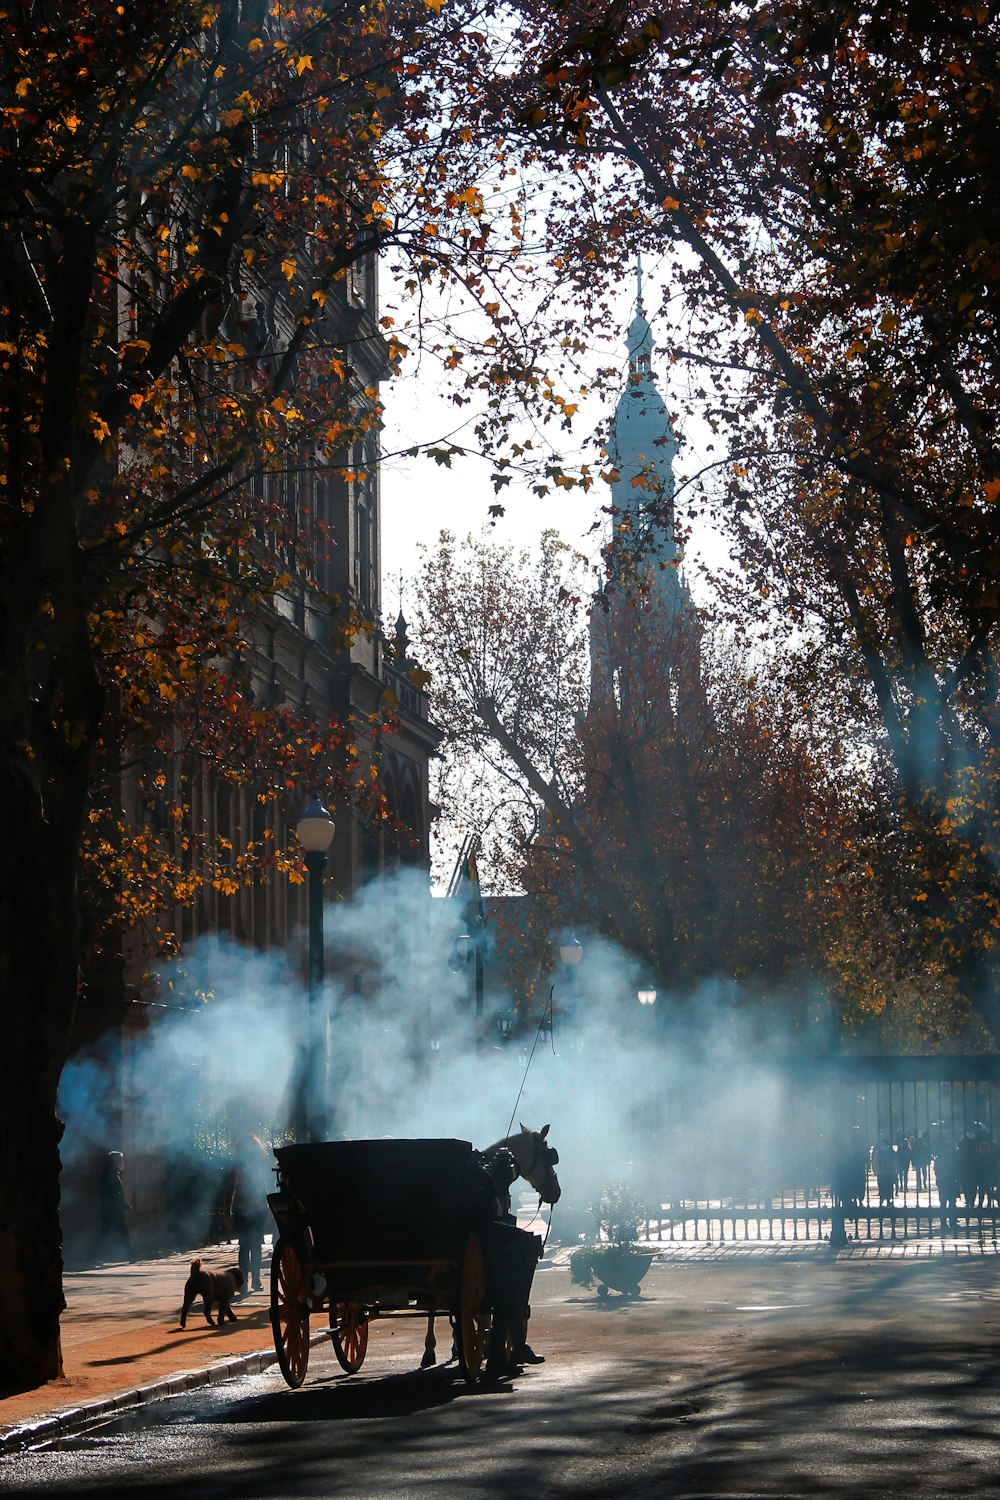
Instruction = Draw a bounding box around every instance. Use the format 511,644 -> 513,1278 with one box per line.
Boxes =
512,1122 -> 561,1205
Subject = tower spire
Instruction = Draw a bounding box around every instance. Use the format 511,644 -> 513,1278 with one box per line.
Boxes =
626,268 -> 652,378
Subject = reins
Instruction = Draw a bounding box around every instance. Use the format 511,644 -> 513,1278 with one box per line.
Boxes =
497,990 -> 560,1251
539,1201 -> 553,1254
503,985 -> 555,1141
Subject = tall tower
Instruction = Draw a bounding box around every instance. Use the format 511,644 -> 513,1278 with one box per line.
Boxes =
605,264 -> 689,622
590,269 -> 697,714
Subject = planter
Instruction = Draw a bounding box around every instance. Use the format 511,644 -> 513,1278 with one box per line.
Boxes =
570,1245 -> 652,1298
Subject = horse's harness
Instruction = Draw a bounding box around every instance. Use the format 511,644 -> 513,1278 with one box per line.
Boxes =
519,1133 -> 560,1189
503,1133 -> 559,1251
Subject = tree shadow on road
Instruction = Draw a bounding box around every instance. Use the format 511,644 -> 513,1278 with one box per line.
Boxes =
8,1261 -> 1000,1498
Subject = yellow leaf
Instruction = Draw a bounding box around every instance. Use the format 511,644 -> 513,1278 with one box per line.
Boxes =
294,54 -> 312,75
281,259 -> 296,282
661,195 -> 680,211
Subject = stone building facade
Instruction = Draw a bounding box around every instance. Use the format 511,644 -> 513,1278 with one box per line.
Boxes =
63,252 -> 440,1253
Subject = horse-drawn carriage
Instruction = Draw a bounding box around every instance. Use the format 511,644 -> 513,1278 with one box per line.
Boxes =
266,1129 -> 560,1388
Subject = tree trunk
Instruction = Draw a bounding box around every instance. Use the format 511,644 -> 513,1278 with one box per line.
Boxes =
0,778 -> 82,1388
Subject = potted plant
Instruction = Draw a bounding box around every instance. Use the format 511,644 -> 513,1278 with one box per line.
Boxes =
569,1180 -> 653,1298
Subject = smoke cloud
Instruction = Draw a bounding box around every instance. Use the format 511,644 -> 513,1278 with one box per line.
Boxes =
59,867 -> 844,1247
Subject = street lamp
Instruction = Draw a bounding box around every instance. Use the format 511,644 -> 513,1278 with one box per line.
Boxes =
638,986 -> 657,1007
495,1010 -> 516,1042
296,796 -> 335,1141
455,932 -> 473,964
559,934 -> 583,968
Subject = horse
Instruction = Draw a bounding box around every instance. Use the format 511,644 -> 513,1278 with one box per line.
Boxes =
420,1123 -> 561,1369
484,1121 -> 561,1209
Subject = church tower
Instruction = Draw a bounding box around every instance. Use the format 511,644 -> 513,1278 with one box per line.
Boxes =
590,268 -> 698,714
606,264 -> 690,620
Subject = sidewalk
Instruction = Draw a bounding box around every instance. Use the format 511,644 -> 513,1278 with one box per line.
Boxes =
0,1244 -> 283,1455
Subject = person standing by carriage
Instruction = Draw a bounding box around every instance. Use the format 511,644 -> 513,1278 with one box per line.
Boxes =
222,1134 -> 272,1294
480,1146 -> 547,1378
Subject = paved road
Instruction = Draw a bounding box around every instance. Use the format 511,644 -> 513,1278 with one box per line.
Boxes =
3,1256 -> 1000,1497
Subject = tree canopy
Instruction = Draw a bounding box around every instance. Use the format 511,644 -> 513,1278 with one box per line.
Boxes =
407,0 -> 1000,1038
0,0 -> 516,1388
3,0 -> 998,1389
413,529 -> 967,1047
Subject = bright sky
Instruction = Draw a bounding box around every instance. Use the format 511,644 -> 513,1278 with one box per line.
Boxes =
379,373 -> 604,620
378,268 -> 733,618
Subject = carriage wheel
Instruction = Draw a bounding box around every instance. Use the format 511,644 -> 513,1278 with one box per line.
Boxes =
329,1302 -> 369,1374
270,1239 -> 311,1388
455,1232 -> 487,1383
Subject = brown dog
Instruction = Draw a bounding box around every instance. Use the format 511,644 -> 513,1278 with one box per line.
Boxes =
180,1258 -> 244,1327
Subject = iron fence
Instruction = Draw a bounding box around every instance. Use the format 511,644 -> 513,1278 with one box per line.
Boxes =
638,1056 -> 1000,1248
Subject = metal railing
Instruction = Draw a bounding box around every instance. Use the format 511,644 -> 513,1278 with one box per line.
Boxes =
634,1056 -> 1000,1248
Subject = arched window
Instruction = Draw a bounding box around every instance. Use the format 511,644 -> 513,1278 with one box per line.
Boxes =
399,782 -> 421,866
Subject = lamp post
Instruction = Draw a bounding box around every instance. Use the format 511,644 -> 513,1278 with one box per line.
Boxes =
296,796 -> 335,1141
637,984 -> 660,1214
555,933 -> 583,1048
456,916 -> 486,1045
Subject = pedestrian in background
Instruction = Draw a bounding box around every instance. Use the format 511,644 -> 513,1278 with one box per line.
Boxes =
874,1136 -> 896,1207
99,1150 -> 135,1262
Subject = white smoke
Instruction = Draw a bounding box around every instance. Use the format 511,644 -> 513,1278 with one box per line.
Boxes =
59,867 -> 837,1248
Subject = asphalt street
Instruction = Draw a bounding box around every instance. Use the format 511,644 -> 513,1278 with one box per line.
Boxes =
3,1253 -> 1000,1498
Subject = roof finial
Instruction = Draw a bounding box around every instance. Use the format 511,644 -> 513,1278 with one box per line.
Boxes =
626,256 -> 652,376
394,606 -> 410,659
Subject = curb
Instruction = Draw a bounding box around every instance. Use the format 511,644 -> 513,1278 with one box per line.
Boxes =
0,1330 -> 329,1458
